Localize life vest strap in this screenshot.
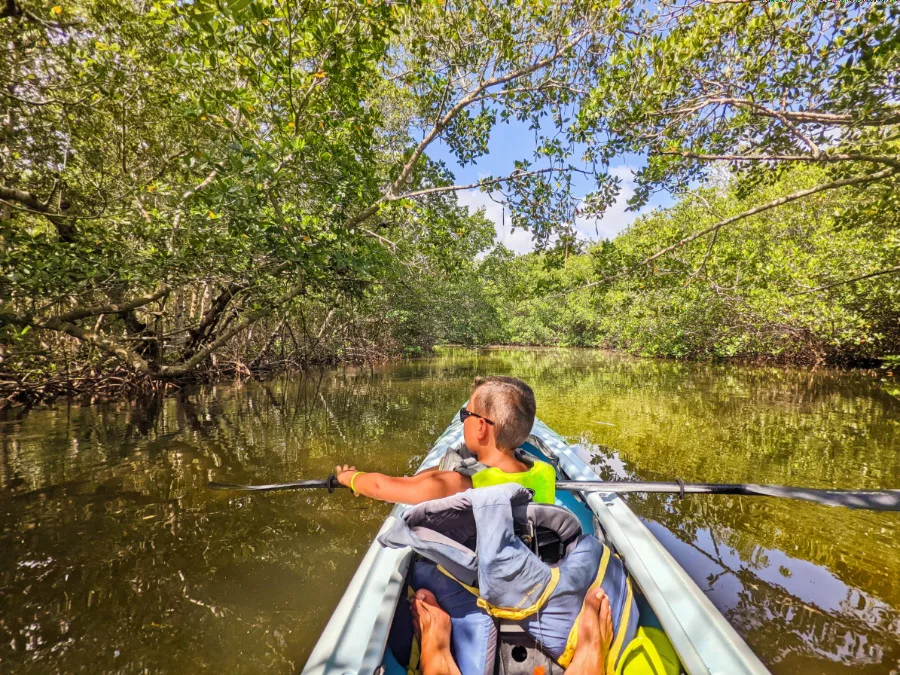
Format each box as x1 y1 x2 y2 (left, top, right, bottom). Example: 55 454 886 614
436 564 561 620
607 575 634 672
436 564 480 597
558 545 612 668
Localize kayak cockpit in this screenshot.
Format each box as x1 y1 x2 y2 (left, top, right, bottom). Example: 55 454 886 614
302 416 770 675
376 440 668 675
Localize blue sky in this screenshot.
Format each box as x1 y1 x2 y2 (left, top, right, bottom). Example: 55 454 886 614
428 118 675 254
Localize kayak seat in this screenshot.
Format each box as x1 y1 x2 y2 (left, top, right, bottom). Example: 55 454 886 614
410 526 475 555
517 502 583 565
380 485 640 675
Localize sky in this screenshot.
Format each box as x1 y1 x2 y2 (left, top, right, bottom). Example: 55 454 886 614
428 118 675 254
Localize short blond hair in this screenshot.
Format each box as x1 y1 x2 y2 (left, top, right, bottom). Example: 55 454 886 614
471 376 536 450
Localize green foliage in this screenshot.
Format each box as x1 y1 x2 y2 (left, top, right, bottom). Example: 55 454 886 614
439 0 899 365
578 1 900 219
472 165 900 363
1 0 401 304
1 0 630 393
1 0 898 399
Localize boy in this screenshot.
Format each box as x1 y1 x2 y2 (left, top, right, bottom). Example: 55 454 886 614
334 376 537 503
337 375 616 674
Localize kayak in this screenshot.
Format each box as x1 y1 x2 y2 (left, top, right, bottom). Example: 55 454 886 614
302 414 771 675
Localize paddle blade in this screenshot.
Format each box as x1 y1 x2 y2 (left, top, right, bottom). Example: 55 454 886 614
747 485 900 511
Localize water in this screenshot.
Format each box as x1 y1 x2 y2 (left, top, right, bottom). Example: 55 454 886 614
0 348 898 674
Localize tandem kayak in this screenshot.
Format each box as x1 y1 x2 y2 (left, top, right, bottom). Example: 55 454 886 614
302 414 771 675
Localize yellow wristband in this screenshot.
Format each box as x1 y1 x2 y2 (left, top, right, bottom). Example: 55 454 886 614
349 471 366 495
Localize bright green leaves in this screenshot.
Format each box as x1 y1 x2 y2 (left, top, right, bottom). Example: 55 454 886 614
578 2 899 213
444 107 497 167
1 0 395 320
479 164 899 361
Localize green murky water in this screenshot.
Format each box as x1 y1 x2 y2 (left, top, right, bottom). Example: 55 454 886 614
1 348 898 674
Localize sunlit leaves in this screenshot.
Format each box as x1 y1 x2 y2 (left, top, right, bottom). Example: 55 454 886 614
474 164 899 362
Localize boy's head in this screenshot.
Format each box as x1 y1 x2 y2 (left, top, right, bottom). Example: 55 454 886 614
465 376 536 452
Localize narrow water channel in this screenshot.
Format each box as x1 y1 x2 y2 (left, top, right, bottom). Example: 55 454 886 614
1 349 898 674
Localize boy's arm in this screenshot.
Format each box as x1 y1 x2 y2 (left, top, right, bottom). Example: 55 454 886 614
334 464 471 504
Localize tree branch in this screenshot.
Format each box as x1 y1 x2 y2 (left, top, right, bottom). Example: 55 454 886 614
563 167 898 295
344 29 590 230
1 310 151 373
172 168 219 230
55 287 171 322
249 318 286 367
159 283 305 376
390 32 588 197
791 265 900 296
305 307 335 356
358 227 398 251
0 184 75 241
667 97 900 127
186 281 249 350
658 151 900 170
639 168 897 268
396 167 561 200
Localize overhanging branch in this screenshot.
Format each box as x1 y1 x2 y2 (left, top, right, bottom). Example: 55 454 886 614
395 167 561 201
657 151 900 171
791 265 900 296
667 97 900 127
639 168 898 267
345 29 591 232
0 184 76 241
562 167 898 296
159 283 305 376
56 286 171 322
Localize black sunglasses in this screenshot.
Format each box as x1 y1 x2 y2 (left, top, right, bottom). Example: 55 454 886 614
459 407 494 425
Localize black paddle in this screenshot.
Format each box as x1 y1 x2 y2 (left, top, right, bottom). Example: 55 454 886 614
208 476 344 493
208 476 900 511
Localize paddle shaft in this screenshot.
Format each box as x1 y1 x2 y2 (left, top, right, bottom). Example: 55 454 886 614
208 477 900 511
557 481 900 511
208 477 344 493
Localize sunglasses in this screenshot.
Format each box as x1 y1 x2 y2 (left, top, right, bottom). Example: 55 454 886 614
459 407 494 425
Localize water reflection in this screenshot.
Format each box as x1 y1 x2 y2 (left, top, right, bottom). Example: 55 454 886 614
0 349 898 674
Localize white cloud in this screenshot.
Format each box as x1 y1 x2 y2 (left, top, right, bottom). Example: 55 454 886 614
574 165 645 241
456 189 535 254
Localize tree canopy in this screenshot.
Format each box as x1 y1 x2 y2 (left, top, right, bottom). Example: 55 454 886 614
575 1 899 280
0 0 897 404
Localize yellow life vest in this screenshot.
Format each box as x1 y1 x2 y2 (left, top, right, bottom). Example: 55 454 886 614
471 460 557 504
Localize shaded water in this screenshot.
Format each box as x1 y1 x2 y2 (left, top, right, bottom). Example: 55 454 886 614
0 348 898 674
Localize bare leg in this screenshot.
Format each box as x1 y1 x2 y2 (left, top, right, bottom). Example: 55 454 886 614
566 588 614 675
410 589 462 675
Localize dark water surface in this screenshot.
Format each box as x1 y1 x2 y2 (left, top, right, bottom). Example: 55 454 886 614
1 349 898 674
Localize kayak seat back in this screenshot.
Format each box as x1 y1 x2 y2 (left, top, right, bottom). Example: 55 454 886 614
380 485 640 674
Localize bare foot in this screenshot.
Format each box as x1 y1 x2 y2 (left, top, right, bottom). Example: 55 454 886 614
410 589 462 675
566 588 614 675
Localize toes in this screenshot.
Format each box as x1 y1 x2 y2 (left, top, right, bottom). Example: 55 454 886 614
584 586 605 611
598 590 610 613
602 605 613 632
416 588 441 608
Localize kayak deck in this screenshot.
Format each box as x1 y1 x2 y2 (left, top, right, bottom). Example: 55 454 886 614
302 415 771 675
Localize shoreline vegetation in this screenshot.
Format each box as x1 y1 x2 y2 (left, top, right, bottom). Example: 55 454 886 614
2 2 898 410
2 343 895 412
